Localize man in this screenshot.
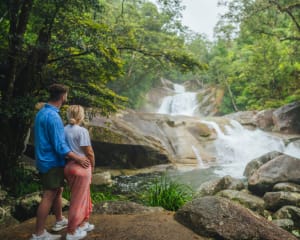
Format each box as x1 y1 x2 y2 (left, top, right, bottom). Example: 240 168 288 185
31 84 90 240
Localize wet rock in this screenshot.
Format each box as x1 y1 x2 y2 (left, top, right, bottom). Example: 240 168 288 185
273 101 300 134
255 109 275 130
225 110 257 127
196 175 245 197
248 154 300 195
243 151 283 178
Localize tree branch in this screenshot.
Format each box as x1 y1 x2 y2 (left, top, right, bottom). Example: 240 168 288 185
269 0 300 33
48 51 91 63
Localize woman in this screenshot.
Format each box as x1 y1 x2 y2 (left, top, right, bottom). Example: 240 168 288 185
64 105 95 240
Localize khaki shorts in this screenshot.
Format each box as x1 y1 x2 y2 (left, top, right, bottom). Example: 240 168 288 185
40 167 65 190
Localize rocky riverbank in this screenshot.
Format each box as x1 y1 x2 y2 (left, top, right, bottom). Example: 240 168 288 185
1 150 300 239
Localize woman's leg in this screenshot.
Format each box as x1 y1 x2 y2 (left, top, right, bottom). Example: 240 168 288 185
65 162 92 234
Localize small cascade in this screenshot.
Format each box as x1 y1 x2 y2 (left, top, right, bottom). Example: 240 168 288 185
202 119 300 178
157 84 198 116
192 145 205 168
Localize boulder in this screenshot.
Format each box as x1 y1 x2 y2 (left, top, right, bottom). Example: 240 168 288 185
272 219 294 231
248 154 300 195
225 110 258 127
255 109 275 130
264 192 300 211
0 205 19 229
217 189 265 214
273 206 300 227
12 192 69 221
89 110 219 167
273 101 300 134
92 171 113 186
273 182 300 193
196 175 245 197
175 196 297 240
243 151 283 178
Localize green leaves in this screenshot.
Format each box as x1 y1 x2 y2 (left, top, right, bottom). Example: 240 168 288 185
142 175 194 211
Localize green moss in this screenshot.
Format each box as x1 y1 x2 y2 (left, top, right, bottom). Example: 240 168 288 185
166 120 175 127
89 126 125 144
198 123 211 137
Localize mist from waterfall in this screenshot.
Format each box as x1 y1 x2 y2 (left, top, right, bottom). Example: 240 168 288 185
157 84 198 116
157 83 300 179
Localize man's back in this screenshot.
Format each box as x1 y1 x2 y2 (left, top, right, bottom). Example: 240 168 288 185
34 103 70 173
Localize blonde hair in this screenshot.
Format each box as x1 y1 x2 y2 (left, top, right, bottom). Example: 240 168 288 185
66 105 85 125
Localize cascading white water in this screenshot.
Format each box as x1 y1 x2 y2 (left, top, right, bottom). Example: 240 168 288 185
157 84 198 116
157 83 300 179
202 120 300 178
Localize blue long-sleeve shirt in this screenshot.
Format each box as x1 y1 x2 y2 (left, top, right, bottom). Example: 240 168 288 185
34 103 71 173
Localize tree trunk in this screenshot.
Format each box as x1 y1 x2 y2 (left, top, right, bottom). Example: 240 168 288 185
0 1 55 188
224 78 239 112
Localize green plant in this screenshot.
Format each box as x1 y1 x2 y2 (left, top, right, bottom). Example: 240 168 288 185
10 165 41 197
142 175 194 211
62 184 119 204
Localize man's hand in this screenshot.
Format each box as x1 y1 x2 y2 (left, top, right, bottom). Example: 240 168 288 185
76 155 90 168
67 151 90 168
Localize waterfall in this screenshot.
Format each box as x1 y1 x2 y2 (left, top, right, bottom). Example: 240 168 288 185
157 84 198 116
192 145 205 168
202 119 300 178
157 82 300 178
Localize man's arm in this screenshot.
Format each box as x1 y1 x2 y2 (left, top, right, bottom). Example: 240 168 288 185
81 146 95 171
66 151 90 168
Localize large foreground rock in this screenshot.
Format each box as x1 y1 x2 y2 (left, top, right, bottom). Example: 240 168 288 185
0 211 208 240
175 196 297 240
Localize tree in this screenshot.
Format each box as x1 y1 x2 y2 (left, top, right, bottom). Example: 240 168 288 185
0 0 126 188
0 0 204 188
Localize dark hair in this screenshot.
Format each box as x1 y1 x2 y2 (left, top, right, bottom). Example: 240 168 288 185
48 84 69 101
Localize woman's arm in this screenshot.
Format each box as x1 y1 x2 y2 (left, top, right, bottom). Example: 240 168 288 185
81 146 95 171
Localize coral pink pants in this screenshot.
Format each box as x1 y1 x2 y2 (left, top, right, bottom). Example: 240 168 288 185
64 160 92 232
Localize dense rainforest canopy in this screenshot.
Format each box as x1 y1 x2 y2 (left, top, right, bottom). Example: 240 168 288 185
0 0 299 188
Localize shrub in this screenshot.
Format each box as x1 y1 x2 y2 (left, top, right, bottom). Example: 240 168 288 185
142 175 194 211
10 166 41 197
62 184 119 204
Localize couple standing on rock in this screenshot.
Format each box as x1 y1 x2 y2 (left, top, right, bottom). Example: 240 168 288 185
30 84 95 240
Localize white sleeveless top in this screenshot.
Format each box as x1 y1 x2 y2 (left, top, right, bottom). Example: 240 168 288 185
64 124 91 157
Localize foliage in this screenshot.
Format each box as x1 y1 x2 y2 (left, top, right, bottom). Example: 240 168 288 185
62 184 120 204
142 175 194 211
0 0 203 188
105 0 205 108
7 164 41 197
183 0 300 113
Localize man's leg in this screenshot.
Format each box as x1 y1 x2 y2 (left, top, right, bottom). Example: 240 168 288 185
35 188 59 235
52 187 63 221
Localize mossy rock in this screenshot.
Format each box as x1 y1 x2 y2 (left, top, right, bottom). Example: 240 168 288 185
89 126 125 144
197 123 211 137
